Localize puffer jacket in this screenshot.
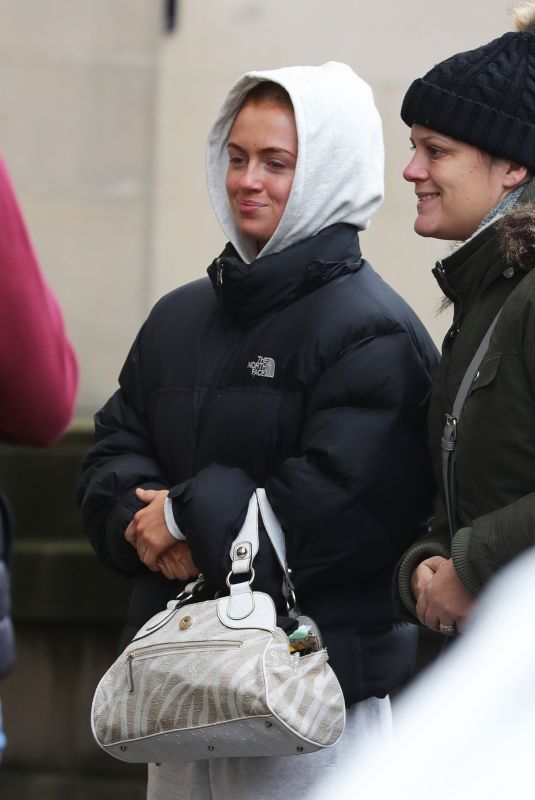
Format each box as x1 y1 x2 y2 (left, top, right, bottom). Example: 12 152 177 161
396 178 535 616
79 223 438 706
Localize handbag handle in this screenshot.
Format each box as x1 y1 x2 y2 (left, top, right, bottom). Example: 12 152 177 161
226 489 297 616
171 491 297 621
230 489 289 578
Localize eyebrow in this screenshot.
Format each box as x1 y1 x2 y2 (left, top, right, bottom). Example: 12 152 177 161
410 134 452 146
227 141 297 157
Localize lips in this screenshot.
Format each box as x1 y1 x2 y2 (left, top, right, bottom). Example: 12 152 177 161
238 199 267 216
416 192 440 215
416 192 440 202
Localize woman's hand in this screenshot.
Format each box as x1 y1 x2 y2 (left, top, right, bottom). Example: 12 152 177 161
413 557 475 634
410 555 447 607
124 488 175 571
158 541 199 582
125 488 200 580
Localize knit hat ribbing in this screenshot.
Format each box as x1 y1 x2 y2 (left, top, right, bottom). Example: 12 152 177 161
401 31 535 170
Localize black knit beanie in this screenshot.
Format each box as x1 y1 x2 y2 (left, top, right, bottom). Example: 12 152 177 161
401 29 535 170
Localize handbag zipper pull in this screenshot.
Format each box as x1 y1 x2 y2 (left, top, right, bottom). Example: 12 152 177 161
127 652 135 693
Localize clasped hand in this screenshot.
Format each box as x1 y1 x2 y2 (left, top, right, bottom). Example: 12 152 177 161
410 556 475 634
124 488 199 581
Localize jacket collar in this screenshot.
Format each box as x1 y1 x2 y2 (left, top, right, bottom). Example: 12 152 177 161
432 225 501 306
432 177 535 306
207 223 363 324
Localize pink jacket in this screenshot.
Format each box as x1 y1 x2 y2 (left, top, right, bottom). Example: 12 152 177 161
0 158 78 446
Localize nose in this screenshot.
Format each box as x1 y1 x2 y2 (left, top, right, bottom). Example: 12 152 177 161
403 151 428 183
239 161 263 191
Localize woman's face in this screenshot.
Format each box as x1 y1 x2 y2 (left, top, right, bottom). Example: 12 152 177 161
226 100 297 251
403 124 517 241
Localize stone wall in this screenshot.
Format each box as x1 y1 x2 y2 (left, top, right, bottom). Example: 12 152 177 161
0 428 145 794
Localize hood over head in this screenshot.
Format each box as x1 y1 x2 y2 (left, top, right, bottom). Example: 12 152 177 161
206 61 384 263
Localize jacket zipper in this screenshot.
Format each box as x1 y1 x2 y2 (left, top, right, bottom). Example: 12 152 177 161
447 320 461 341
435 262 462 342
126 640 242 693
216 257 224 287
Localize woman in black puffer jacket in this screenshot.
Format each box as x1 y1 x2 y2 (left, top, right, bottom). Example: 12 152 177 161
79 62 438 800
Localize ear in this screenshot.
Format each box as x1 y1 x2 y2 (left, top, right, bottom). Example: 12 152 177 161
502 160 529 189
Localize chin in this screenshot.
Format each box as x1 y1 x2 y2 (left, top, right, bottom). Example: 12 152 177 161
238 224 272 246
415 219 455 241
414 220 435 238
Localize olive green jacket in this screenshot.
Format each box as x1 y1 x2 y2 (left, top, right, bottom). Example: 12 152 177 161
396 178 535 619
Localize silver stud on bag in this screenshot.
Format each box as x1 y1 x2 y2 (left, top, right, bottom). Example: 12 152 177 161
236 545 248 558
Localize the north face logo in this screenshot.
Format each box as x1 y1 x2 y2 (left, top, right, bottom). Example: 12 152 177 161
247 356 275 378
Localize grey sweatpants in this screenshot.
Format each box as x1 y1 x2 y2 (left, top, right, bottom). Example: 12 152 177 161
147 696 392 800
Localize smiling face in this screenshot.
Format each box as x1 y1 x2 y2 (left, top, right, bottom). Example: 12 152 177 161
226 100 298 252
403 124 527 241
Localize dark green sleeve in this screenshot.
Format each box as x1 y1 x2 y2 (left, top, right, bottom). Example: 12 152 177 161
394 490 535 620
451 493 535 595
394 496 451 620
451 293 535 594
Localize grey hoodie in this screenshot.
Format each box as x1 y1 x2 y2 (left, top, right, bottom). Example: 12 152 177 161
206 61 384 263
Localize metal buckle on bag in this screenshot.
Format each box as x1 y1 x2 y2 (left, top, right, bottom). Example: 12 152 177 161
284 585 298 616
281 570 300 616
225 568 255 589
441 413 457 452
445 413 457 440
173 574 204 609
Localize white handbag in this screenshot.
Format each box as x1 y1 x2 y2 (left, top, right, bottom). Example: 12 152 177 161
91 489 346 763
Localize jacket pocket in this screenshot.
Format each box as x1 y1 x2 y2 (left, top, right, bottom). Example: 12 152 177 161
467 354 501 397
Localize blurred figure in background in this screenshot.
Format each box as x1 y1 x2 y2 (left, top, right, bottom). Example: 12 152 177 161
0 156 78 760
310 546 535 800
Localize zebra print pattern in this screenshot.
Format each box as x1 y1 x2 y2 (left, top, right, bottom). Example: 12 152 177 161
92 597 345 760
